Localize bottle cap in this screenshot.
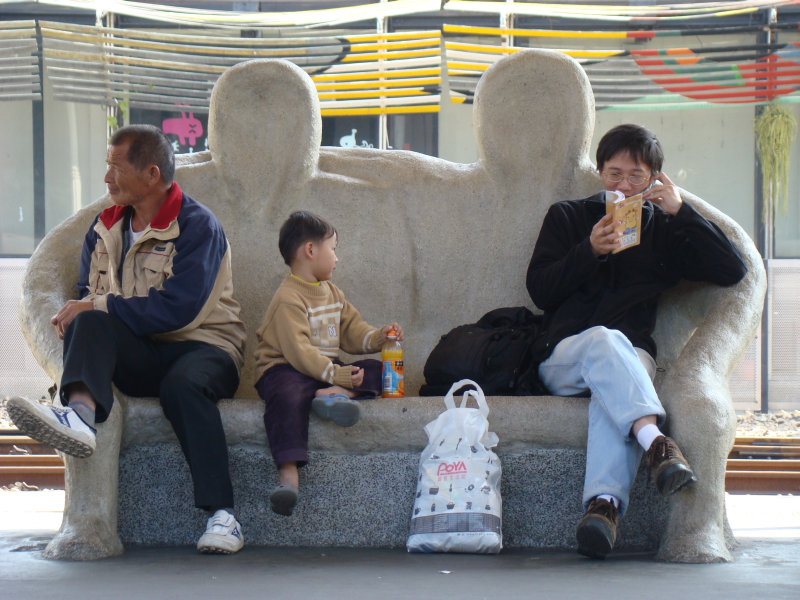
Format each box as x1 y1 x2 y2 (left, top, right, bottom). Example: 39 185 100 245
387 327 398 339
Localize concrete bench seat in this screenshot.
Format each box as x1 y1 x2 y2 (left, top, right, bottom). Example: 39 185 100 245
20 49 764 562
115 394 665 551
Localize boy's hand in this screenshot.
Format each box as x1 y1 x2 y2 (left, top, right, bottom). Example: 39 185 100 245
381 322 405 341
351 367 364 388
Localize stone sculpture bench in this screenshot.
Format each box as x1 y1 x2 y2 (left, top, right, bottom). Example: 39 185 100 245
19 50 765 562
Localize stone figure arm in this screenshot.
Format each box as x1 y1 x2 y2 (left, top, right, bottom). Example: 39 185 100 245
663 200 747 287
19 200 111 380
650 192 764 562
17 198 128 560
526 200 602 311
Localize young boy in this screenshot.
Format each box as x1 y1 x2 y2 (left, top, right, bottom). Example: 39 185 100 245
254 210 404 517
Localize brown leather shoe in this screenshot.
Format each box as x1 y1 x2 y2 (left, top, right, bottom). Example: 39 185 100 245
645 435 697 496
576 497 619 559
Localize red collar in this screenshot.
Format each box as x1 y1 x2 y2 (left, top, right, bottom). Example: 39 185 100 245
99 183 183 231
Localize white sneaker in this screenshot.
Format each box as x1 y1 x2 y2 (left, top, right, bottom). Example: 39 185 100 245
197 509 244 554
6 396 96 458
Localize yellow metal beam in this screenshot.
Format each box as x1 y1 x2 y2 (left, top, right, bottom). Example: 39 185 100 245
316 77 440 91
321 105 439 116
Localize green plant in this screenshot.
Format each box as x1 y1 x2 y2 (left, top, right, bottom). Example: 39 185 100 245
106 99 130 137
119 99 130 126
755 103 797 218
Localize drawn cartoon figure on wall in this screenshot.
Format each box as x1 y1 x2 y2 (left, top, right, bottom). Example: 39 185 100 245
162 104 207 153
339 128 374 148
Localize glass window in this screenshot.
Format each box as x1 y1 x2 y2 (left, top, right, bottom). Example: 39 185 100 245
322 116 379 149
388 114 437 156
0 101 35 255
42 75 107 236
321 114 438 156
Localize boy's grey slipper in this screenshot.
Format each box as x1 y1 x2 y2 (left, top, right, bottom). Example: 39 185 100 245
270 483 299 516
311 394 361 427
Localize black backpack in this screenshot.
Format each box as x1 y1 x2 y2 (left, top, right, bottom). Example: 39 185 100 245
419 306 548 397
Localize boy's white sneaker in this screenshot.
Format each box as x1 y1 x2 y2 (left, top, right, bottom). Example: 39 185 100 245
197 509 244 554
6 396 96 458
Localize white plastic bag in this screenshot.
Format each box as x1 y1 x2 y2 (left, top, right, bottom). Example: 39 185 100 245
407 379 502 553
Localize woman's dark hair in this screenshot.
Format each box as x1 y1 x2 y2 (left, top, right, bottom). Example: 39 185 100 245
110 124 175 184
596 124 663 174
278 211 337 266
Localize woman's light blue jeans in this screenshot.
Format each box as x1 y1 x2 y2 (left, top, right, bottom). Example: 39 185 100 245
538 326 665 515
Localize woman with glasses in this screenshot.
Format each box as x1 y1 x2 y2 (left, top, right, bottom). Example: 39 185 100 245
525 124 747 559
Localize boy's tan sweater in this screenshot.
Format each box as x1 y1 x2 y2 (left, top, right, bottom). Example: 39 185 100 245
253 274 385 387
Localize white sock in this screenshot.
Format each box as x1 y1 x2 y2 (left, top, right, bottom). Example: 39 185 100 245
636 423 663 451
597 494 620 508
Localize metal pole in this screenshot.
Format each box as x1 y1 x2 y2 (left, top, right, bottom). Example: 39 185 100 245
100 11 117 139
755 7 777 412
32 23 44 247
378 0 388 149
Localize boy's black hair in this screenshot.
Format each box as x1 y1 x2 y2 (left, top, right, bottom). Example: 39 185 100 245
596 124 663 175
109 124 175 184
278 211 337 266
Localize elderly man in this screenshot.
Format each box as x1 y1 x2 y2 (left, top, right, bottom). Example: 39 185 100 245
9 125 247 554
526 124 747 559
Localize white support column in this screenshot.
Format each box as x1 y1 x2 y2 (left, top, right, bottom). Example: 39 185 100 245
501 0 515 48
100 11 116 139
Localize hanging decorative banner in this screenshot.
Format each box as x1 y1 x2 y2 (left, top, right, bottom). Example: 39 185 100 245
443 21 800 109
0 21 41 102
38 21 441 115
7 1 800 112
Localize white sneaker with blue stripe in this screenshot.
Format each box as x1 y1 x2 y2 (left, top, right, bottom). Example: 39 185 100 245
6 396 96 458
197 509 244 554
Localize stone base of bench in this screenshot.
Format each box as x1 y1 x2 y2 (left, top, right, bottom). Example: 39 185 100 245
117 444 667 551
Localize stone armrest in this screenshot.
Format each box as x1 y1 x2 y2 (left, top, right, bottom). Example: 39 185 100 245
20 198 111 383
647 192 765 563
652 191 766 417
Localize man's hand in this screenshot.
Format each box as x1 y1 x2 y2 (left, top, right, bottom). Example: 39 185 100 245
51 300 94 339
643 172 682 216
351 366 364 388
590 213 622 257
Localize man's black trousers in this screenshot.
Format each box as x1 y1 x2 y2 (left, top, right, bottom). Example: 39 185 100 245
60 310 239 510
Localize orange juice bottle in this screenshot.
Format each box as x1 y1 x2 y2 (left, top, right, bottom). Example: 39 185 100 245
382 328 404 398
